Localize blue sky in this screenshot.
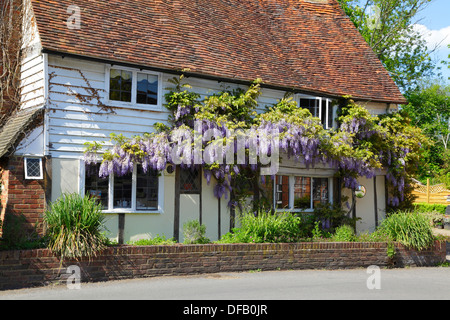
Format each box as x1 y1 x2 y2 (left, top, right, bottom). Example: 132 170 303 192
415 0 450 82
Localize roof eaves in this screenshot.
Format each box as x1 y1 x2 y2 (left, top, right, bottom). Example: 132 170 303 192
0 106 45 158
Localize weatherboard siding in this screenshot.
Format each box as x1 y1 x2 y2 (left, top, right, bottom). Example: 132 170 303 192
46 55 286 159
20 52 45 110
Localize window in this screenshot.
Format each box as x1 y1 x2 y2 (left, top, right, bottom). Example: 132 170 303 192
265 175 331 211
85 163 161 212
299 97 334 129
109 69 132 102
24 157 43 180
137 73 158 105
108 67 161 107
294 176 311 209
275 175 290 209
180 168 201 194
136 166 159 210
113 172 132 209
85 163 109 209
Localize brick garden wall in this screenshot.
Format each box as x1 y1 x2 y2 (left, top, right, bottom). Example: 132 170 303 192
0 241 446 290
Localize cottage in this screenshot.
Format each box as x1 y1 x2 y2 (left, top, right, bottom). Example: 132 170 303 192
0 0 407 243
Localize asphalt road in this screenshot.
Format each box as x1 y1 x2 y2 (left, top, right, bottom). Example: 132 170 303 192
1 267 450 300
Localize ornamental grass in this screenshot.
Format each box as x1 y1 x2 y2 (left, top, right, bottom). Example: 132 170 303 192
44 193 108 260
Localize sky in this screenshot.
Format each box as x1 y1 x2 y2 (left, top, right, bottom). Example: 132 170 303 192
414 0 450 82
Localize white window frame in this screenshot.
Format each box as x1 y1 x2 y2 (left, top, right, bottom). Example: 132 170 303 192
24 157 44 180
271 175 333 213
80 161 164 214
296 95 336 130
105 65 163 111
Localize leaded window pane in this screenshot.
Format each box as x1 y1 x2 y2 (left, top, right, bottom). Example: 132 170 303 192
136 166 159 210
180 168 201 194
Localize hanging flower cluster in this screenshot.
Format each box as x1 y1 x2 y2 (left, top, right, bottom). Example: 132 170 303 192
84 77 427 209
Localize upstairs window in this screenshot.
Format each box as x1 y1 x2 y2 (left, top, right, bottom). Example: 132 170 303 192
137 73 159 105
299 97 334 129
109 69 132 102
108 67 161 108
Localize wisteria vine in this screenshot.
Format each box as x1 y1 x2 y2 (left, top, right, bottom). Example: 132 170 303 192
84 77 427 209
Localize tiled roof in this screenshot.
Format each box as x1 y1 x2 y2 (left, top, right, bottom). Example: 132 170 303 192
0 106 44 158
30 0 406 104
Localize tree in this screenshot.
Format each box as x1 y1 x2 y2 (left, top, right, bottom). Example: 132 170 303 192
337 0 435 93
402 80 450 182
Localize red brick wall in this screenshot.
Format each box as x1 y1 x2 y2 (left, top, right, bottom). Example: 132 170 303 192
0 156 47 237
0 241 446 290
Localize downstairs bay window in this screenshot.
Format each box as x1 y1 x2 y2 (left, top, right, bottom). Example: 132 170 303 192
84 163 163 213
262 175 332 212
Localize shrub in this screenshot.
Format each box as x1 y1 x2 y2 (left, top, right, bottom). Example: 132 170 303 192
128 234 176 245
331 225 356 242
377 211 436 251
217 211 305 243
413 203 447 215
44 193 108 260
183 220 210 244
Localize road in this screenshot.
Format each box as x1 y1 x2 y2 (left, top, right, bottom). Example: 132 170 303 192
1 267 450 300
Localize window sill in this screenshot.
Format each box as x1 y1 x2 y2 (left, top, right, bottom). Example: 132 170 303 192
276 209 314 213
102 209 163 215
105 99 164 112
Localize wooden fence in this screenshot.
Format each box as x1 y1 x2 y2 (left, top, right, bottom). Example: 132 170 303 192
412 179 450 205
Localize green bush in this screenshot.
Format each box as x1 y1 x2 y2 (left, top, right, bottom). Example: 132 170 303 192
377 211 436 251
128 234 176 245
331 225 356 242
183 220 210 244
217 211 305 243
413 203 447 215
44 193 108 260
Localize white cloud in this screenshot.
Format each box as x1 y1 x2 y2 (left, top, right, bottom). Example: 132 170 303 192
413 24 450 50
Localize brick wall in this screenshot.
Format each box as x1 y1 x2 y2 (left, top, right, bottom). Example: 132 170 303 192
0 156 47 238
0 241 446 290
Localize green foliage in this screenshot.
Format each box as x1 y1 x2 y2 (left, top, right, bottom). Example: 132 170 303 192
337 0 435 93
182 220 210 244
403 81 450 183
44 193 108 260
128 234 176 246
331 225 356 242
413 203 447 215
217 211 307 244
313 201 358 233
377 211 436 251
